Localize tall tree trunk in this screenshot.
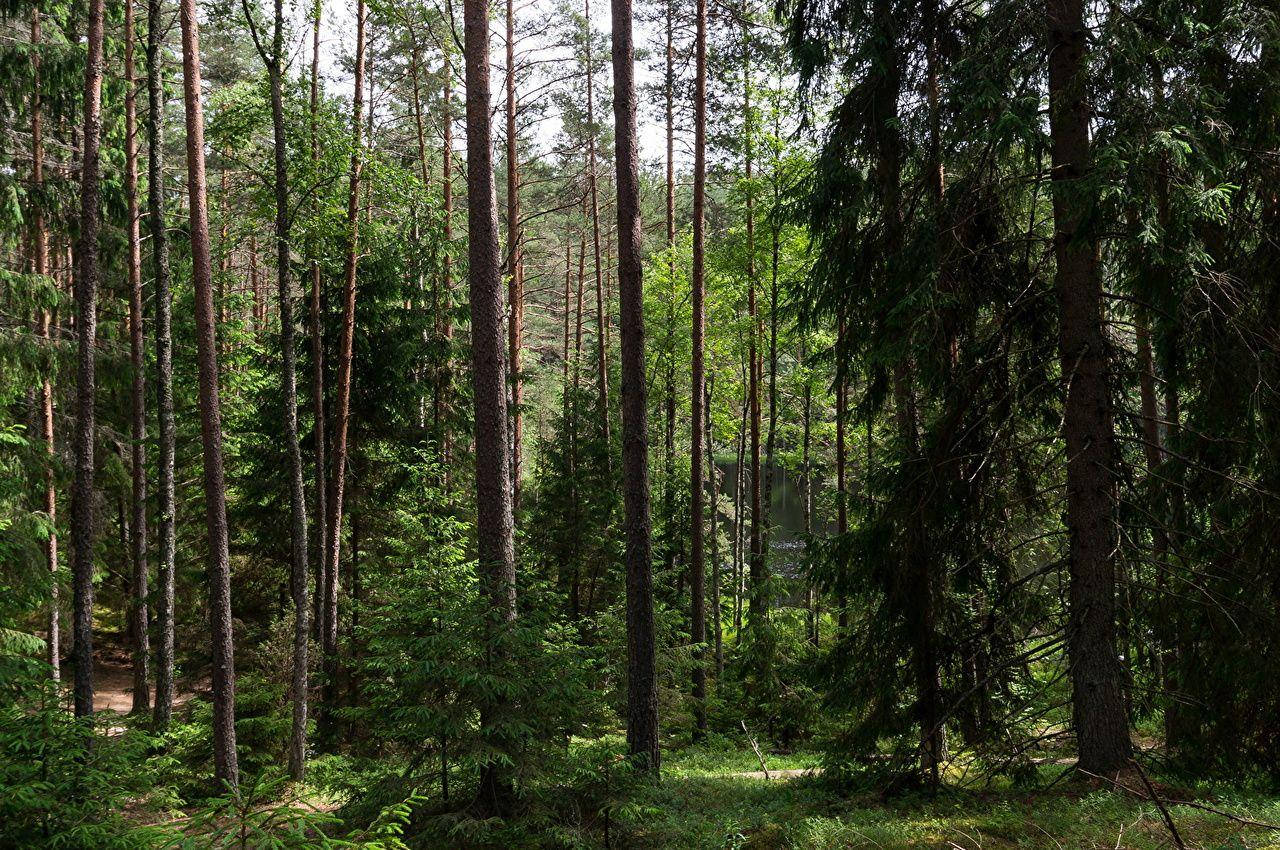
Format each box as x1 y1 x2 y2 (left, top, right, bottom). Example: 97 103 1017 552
732 374 746 637
147 0 177 730
1046 0 1131 776
691 0 711 737
688 0 708 738
506 0 523 514
71 0 107 721
31 8 60 683
612 0 659 771
707 377 724 675
465 0 519 810
662 0 676 580
802 347 816 646
584 0 610 446
437 42 454 467
179 0 239 786
743 24 765 636
835 323 847 633
308 2 328 645
249 0 312 780
124 0 151 716
325 0 367 720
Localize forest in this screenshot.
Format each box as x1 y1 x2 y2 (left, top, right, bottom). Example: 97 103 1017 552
2 0 1280 845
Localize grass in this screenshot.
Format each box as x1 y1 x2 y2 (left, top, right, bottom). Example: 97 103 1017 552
613 743 1280 849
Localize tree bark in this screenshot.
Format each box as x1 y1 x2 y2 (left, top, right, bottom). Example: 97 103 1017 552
179 0 239 785
465 0 519 810
689 0 708 739
248 0 312 779
611 0 659 770
743 24 765 636
584 0 610 446
437 42 455 468
707 378 724 676
147 0 178 730
308 2 328 645
506 0 523 514
124 0 151 717
71 0 107 721
324 0 367 720
31 8 60 684
1046 0 1131 776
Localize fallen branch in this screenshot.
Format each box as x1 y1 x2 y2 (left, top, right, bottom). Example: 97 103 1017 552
741 720 769 780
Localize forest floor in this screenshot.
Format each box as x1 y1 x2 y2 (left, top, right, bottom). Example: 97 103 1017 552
624 743 1280 849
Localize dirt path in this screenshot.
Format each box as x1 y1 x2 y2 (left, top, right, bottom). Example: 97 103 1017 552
90 646 199 730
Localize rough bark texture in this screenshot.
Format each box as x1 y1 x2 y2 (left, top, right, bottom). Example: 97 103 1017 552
71 0 106 720
325 0 367 720
1046 0 1132 776
611 0 660 772
124 0 151 716
252 0 312 780
465 0 519 811
147 0 177 729
179 0 239 785
689 0 708 738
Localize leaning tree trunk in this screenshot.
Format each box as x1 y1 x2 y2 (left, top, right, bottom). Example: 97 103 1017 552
71 0 107 721
688 0 709 739
179 0 239 786
324 0 367 723
465 0 519 812
124 0 151 716
147 0 178 730
611 0 659 772
1046 0 1131 776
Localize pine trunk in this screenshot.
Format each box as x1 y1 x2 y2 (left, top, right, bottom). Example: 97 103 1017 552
147 0 178 730
324 0 367 721
31 8 60 684
71 0 107 720
465 0 519 810
612 0 659 771
689 0 708 738
179 0 239 785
